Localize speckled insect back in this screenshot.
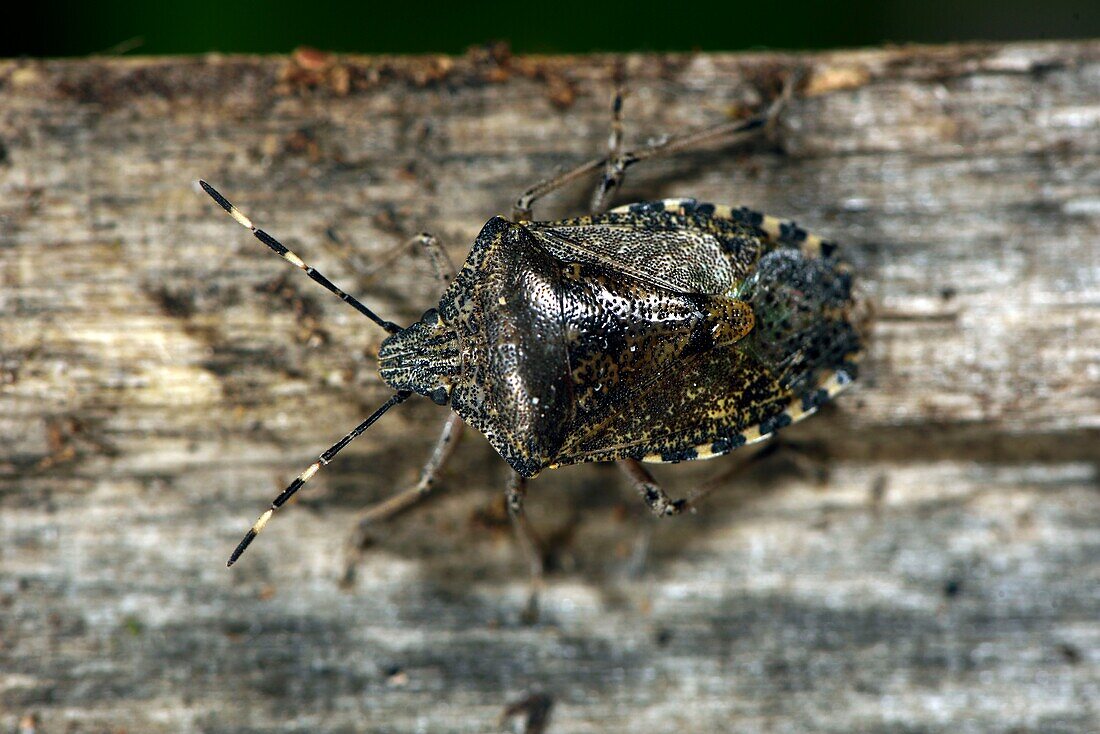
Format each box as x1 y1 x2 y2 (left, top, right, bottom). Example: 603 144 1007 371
379 199 862 478
201 69 863 570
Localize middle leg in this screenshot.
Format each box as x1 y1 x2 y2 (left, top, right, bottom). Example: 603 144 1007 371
589 84 626 213
506 471 545 623
513 70 799 221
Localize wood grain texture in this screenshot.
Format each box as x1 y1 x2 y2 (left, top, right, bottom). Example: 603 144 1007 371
1 42 1098 733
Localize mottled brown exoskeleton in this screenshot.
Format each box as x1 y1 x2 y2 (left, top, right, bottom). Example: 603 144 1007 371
200 71 863 577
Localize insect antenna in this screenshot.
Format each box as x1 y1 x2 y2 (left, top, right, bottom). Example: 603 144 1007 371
227 390 412 567
198 180 402 335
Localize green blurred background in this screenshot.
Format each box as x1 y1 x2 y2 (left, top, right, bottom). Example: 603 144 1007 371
5 0 1099 56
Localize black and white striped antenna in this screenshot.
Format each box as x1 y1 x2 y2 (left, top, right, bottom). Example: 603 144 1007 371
199 180 412 566
199 180 401 334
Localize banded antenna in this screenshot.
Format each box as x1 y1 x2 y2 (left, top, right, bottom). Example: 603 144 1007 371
198 180 401 334
198 180 412 565
226 391 411 567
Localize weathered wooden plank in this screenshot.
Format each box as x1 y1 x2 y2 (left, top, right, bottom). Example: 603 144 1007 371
0 43 1097 733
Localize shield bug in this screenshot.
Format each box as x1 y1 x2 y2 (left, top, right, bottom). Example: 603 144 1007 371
200 70 863 569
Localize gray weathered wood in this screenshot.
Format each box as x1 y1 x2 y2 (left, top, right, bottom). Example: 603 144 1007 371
1 42 1098 733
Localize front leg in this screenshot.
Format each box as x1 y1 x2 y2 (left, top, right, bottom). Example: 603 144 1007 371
348 412 465 541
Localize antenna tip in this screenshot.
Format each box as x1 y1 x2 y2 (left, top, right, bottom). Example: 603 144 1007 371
199 179 233 212
199 180 255 230
227 528 258 567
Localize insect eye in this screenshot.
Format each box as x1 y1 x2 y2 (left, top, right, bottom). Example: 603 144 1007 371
421 308 439 324
429 386 450 405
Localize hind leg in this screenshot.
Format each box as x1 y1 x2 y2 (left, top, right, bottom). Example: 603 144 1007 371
616 444 787 576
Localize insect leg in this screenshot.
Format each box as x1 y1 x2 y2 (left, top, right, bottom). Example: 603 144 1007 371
363 232 458 286
607 86 625 160
514 70 799 221
595 83 799 215
589 84 626 213
513 156 607 221
347 412 465 550
506 471 545 623
499 691 554 734
617 459 687 516
417 232 458 285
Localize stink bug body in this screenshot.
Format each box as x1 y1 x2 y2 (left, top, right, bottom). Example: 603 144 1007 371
201 71 863 568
